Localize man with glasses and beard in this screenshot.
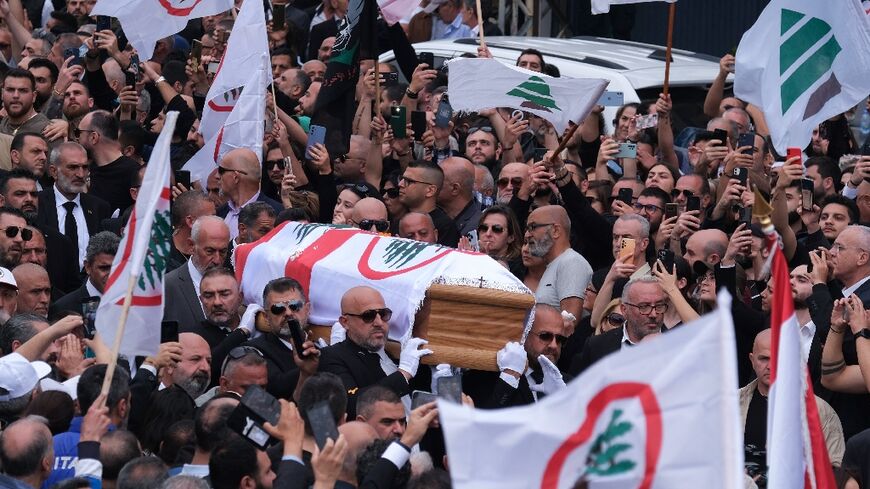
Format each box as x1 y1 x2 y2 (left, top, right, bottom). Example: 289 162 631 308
244 277 320 401
319 285 432 417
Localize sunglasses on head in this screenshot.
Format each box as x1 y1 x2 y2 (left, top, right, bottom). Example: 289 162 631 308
1 226 32 241
533 331 568 345
468 125 494 134
606 313 625 325
478 223 505 234
382 187 399 199
497 177 523 189
343 307 392 323
221 345 264 373
270 299 305 315
359 219 390 232
345 183 376 199
266 159 286 170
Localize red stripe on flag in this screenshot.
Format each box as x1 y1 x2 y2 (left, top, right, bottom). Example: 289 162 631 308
208 99 234 112
235 221 292 284
104 208 138 292
284 228 358 298
805 370 836 487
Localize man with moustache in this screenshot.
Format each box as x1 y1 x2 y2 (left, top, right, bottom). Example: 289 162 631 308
76 110 140 213
0 207 30 270
9 133 49 190
61 81 93 132
0 69 50 137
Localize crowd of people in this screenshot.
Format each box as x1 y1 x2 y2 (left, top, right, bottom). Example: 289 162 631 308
0 0 868 488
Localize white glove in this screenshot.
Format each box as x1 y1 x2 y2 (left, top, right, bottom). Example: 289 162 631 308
329 321 346 345
430 363 454 393
315 338 329 349
238 304 263 340
398 337 433 377
497 341 527 374
529 355 567 395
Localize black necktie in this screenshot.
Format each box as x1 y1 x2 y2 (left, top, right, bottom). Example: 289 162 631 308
63 201 79 260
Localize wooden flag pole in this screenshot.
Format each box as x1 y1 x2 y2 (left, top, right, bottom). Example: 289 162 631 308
548 122 582 166
662 2 676 96
475 0 486 47
99 274 138 396
270 81 280 122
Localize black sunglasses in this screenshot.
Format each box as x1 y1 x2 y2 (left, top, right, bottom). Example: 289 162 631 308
217 165 248 176
533 331 568 345
270 299 305 315
1 226 32 241
606 313 625 325
359 219 390 232
670 189 694 199
266 159 286 170
478 223 505 234
343 307 392 323
497 177 523 189
382 187 399 199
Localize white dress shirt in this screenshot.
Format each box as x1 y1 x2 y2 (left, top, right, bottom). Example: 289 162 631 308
223 191 260 241
54 185 88 268
842 275 870 298
186 259 205 310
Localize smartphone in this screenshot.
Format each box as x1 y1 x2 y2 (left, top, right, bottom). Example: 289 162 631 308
381 72 399 87
390 106 407 139
64 47 82 67
287 318 310 359
95 15 111 33
533 148 548 161
665 202 678 219
436 376 462 404
435 96 452 128
306 124 326 159
686 195 701 212
228 385 280 449
80 297 100 339
207 62 220 74
125 70 136 89
174 170 191 189
308 401 339 450
657 248 675 271
128 54 140 82
411 390 437 409
739 206 752 227
617 188 633 205
189 39 202 72
160 320 179 344
597 91 624 107
614 142 637 159
411 111 427 142
272 3 286 30
712 129 728 146
801 177 814 211
737 132 755 155
619 237 636 261
732 167 748 186
417 51 434 68
787 147 802 165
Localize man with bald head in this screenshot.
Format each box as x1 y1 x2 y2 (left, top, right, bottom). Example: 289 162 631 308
0 417 54 488
333 135 373 185
164 216 230 328
351 198 389 233
398 212 437 244
319 286 432 417
12 263 50 317
525 205 592 322
216 148 283 242
160 332 213 399
437 157 481 236
683 229 728 269
302 59 326 82
336 421 378 484
496 162 529 205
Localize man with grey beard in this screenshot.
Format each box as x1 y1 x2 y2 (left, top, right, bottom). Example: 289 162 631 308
524 205 592 325
160 332 213 399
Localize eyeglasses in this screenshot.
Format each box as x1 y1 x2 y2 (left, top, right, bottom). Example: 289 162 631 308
400 175 435 187
74 128 95 139
533 331 568 345
359 219 390 232
217 166 248 176
623 302 669 315
266 159 286 170
606 313 625 325
221 345 264 374
670 189 695 199
478 223 505 234
633 203 663 214
497 177 524 189
269 299 305 315
382 187 399 199
526 222 554 231
343 307 393 323
831 243 868 254
0 226 32 241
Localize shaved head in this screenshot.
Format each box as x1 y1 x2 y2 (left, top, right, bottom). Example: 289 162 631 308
351 198 388 225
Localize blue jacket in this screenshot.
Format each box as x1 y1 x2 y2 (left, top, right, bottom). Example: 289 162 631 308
42 417 115 489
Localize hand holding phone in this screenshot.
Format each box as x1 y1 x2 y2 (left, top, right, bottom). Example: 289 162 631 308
306 125 326 159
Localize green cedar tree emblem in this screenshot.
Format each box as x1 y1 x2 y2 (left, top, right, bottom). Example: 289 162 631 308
138 209 172 291
506 76 562 113
581 409 636 479
383 240 437 269
779 9 842 118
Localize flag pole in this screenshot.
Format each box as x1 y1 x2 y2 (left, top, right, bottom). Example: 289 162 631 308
475 0 486 48
548 122 581 165
662 2 676 96
99 274 138 396
270 82 280 122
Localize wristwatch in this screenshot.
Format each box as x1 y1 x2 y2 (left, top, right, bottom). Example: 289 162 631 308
856 328 870 340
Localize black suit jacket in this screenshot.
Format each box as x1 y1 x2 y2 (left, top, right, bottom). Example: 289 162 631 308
306 18 339 62
216 193 284 219
36 188 112 237
569 327 623 377
463 370 535 409
244 333 302 400
162 262 206 330
48 284 91 320
37 224 82 293
318 339 411 418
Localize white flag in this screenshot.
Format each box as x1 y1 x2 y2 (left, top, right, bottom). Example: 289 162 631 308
93 0 233 61
95 112 177 357
183 58 268 190
377 0 420 25
591 0 675 15
440 292 744 489
199 0 269 141
734 0 870 155
447 58 608 134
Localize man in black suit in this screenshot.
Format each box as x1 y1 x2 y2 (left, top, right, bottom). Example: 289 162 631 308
318 286 433 418
244 277 320 401
36 141 111 270
163 216 230 330
215 148 283 242
571 276 669 376
306 2 344 62
49 231 119 319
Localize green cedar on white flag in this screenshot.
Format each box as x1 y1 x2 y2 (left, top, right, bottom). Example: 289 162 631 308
591 0 675 15
734 0 870 155
447 58 608 134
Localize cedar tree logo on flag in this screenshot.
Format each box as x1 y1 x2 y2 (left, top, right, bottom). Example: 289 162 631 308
137 209 172 293
507 76 562 113
581 409 636 478
779 9 843 120
158 0 204 16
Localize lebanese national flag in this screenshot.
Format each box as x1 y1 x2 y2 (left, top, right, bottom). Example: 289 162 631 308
94 112 177 357
439 292 745 489
183 58 268 190
199 0 269 141
93 0 233 61
766 231 835 488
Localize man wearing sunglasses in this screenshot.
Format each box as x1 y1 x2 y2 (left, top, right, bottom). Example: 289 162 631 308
349 198 389 234
319 286 432 418
244 277 320 401
216 148 283 242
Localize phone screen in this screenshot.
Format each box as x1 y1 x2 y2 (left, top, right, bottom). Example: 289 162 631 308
306 125 326 159
81 297 100 339
435 97 452 128
308 401 339 450
436 376 462 403
411 111 427 142
801 178 814 210
411 390 437 409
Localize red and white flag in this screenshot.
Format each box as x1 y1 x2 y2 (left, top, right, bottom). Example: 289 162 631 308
766 231 835 488
591 0 675 15
93 0 233 60
95 112 177 357
199 0 270 141
183 58 268 190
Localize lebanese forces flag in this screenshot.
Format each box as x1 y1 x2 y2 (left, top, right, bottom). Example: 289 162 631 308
591 0 675 15
199 0 269 141
183 57 269 189
94 112 177 357
439 293 745 489
92 0 233 61
765 231 835 488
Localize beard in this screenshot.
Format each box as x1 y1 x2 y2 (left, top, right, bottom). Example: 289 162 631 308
528 231 554 258
176 370 210 399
